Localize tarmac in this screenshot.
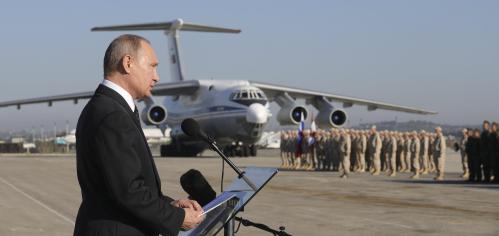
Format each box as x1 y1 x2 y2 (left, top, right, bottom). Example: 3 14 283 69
0 149 498 236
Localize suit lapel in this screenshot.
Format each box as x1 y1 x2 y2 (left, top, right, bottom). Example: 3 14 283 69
95 85 163 193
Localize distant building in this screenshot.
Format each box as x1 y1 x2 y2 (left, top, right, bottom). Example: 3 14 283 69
11 137 24 144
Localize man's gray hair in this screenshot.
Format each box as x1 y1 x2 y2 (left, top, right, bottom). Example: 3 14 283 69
103 34 150 77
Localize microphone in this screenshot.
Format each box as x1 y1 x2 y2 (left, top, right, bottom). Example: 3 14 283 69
180 118 258 191
180 169 216 207
181 118 212 143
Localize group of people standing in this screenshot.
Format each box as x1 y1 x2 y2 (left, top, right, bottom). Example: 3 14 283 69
280 125 447 180
458 120 499 183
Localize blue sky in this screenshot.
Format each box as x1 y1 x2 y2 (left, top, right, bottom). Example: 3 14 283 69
0 1 498 132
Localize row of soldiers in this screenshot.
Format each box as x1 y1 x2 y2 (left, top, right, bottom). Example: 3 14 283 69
280 126 447 180
458 120 499 183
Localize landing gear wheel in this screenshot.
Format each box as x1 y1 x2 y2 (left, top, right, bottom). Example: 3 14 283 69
249 145 257 157
242 145 249 157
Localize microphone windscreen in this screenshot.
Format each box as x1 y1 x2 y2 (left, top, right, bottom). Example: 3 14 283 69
180 169 216 206
181 118 200 137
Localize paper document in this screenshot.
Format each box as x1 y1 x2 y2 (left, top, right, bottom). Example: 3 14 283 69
201 192 237 216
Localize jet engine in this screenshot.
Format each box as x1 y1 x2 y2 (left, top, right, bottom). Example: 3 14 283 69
315 108 348 128
141 104 168 125
276 104 308 125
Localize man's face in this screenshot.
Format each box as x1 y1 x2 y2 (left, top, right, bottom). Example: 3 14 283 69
492 124 497 132
483 122 489 131
129 42 159 99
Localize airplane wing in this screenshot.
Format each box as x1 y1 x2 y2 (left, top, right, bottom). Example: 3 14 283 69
91 21 241 33
250 81 437 115
151 80 200 96
0 91 94 109
0 80 200 109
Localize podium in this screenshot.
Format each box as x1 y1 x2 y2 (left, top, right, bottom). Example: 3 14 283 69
179 167 278 236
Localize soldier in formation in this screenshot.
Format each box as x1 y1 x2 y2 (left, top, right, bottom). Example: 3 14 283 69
277 125 499 182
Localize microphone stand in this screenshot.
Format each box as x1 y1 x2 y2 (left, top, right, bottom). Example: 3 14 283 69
235 217 292 236
205 138 258 191
203 137 259 236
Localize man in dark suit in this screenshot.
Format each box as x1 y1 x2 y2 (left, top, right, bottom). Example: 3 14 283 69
480 120 490 182
74 34 204 236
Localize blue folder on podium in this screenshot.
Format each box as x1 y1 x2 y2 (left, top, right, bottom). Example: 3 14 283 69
179 166 278 236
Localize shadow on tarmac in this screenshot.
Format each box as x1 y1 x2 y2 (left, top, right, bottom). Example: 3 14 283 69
387 179 499 189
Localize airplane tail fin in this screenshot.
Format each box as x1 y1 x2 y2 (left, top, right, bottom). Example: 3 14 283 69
92 19 240 82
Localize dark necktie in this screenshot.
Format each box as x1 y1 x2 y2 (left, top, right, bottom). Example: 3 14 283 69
133 106 140 122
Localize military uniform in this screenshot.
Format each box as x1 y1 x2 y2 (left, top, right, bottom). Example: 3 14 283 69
459 134 469 178
332 133 341 171
302 134 315 170
387 134 397 176
381 135 389 172
339 131 351 178
360 133 367 172
290 134 298 168
350 134 357 172
433 132 447 180
428 136 436 173
280 133 287 168
368 131 382 175
324 133 332 171
410 135 421 178
315 134 326 170
397 136 406 172
420 134 429 174
404 136 412 173
354 133 366 172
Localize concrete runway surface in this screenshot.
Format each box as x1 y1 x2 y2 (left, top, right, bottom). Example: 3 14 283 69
0 149 498 236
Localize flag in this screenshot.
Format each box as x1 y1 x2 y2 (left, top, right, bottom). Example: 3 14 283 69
310 120 317 132
295 112 305 158
310 112 316 145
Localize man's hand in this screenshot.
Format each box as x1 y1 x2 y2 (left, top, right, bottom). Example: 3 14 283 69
180 207 205 231
172 199 205 231
172 199 203 212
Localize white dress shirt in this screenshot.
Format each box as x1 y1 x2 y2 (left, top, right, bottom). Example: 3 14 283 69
101 79 136 112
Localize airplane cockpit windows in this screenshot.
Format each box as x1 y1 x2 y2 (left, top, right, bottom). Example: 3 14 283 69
230 88 267 106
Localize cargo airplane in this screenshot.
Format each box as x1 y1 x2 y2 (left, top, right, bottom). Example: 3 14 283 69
0 19 436 157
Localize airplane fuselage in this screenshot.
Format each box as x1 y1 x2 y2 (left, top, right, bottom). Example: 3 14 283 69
163 80 270 152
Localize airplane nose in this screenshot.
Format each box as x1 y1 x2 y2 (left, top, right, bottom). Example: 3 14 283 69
246 103 268 124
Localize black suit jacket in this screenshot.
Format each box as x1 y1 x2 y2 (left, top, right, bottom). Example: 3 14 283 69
74 85 184 236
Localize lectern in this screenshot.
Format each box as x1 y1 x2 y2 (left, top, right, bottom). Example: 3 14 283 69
179 167 278 236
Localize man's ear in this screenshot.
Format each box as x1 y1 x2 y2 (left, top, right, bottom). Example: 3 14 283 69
121 55 133 74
